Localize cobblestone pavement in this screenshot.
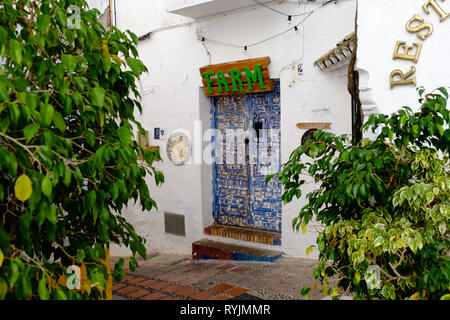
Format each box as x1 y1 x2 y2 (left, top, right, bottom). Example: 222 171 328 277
111 254 338 300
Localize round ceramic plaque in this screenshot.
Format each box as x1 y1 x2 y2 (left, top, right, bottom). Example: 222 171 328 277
166 132 191 166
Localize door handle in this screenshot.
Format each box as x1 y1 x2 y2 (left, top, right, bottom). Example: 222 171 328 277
253 119 263 143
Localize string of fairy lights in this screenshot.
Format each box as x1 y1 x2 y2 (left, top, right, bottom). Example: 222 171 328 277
197 11 313 51
197 0 336 52
139 0 338 51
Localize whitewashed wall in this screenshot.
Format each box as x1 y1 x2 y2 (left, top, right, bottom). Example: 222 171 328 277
104 0 357 257
357 0 450 118
86 0 109 13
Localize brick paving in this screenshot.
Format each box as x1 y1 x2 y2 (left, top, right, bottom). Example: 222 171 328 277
111 254 335 301
210 283 234 293
176 287 200 298
223 287 250 297
141 292 166 300
128 289 151 299
163 284 184 293
191 291 215 300
127 277 146 284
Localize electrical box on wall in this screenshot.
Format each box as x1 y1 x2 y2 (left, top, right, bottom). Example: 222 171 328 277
153 127 167 140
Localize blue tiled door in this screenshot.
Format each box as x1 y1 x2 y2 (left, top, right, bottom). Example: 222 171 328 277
211 80 282 232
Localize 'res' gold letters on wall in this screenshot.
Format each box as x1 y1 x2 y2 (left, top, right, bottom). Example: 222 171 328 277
390 67 417 89
393 41 422 62
406 15 434 40
390 0 449 89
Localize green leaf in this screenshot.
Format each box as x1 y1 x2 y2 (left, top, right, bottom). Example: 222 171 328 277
7 103 21 125
62 167 72 187
87 190 96 209
73 77 87 91
0 82 9 101
7 262 19 288
301 222 307 234
154 171 165 185
23 123 40 143
36 202 48 230
0 249 3 268
41 175 52 198
55 287 68 300
46 205 57 224
37 14 51 34
19 211 32 240
126 57 143 76
127 30 139 45
374 236 384 247
90 87 105 108
100 206 109 224
0 278 7 300
426 192 434 204
62 54 77 73
118 126 132 145
438 221 446 235
301 286 311 295
55 8 67 28
435 123 444 136
14 174 33 202
76 249 86 263
400 114 407 126
317 238 325 252
37 278 50 300
437 87 448 99
85 130 95 147
110 182 119 201
52 111 66 133
265 174 275 184
305 246 314 256
9 39 22 66
40 103 54 127
20 277 32 299
352 251 365 266
0 26 7 45
355 273 361 284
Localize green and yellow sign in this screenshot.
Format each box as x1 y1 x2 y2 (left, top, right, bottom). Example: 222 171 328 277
199 57 274 97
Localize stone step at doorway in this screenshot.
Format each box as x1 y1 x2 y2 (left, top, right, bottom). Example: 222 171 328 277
192 239 282 263
204 224 281 246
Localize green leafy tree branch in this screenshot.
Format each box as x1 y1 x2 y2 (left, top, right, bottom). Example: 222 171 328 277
0 0 163 299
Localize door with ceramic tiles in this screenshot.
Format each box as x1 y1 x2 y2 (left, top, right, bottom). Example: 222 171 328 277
211 80 282 232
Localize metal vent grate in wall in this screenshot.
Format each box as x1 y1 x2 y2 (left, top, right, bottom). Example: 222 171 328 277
164 212 186 236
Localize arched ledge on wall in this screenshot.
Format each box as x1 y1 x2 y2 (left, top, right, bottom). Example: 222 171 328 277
355 66 379 121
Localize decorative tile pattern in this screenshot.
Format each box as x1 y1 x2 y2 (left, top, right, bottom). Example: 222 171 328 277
211 80 282 233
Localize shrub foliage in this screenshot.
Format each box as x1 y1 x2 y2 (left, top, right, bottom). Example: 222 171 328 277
0 0 162 299
274 88 450 300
